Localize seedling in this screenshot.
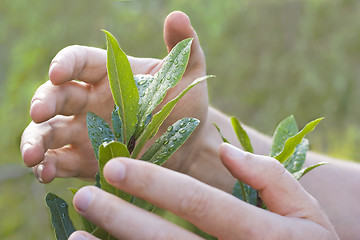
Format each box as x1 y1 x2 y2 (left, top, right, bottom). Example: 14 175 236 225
214 115 327 207
45 30 213 239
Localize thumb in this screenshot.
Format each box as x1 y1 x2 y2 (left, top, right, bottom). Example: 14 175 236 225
219 143 331 227
163 11 205 71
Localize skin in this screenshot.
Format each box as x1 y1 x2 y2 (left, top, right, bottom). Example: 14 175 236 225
20 11 359 239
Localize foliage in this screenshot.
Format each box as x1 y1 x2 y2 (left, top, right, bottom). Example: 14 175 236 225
2 0 360 239
215 115 326 207
45 31 211 239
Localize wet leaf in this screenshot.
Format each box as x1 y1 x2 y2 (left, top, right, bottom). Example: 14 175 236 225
231 117 253 153
134 74 154 98
135 38 193 138
275 118 323 163
283 138 309 173
131 75 213 158
86 112 115 159
45 192 75 240
103 30 139 144
141 118 200 165
233 181 257 206
111 105 123 142
270 115 298 157
293 162 328 180
98 141 131 202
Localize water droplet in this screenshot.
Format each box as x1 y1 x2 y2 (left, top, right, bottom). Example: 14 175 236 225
155 139 160 143
166 75 171 80
180 122 186 128
174 59 179 66
60 202 66 208
182 51 187 55
138 79 146 85
163 140 169 146
169 147 174 152
179 129 187 134
98 127 103 132
167 126 173 132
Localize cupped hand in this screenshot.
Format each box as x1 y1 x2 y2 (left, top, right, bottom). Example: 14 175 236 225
20 11 208 183
69 143 338 240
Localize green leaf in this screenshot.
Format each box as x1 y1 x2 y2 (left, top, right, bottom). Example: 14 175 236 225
95 172 101 188
141 118 200 165
45 192 76 240
98 141 131 202
232 181 257 206
68 189 96 233
292 162 328 180
111 105 123 141
213 122 230 143
135 38 193 138
103 30 139 144
86 112 115 159
92 226 117 240
131 75 214 159
134 74 154 98
274 118 323 163
270 115 298 157
230 117 254 153
283 138 309 173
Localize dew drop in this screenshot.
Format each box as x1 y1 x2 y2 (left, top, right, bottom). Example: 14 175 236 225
60 202 66 208
167 126 173 132
163 140 169 146
180 122 186 128
155 138 160 143
138 79 146 85
179 129 187 134
166 75 171 80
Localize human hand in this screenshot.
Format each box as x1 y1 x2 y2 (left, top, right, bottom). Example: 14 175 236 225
20 11 208 183
68 143 338 240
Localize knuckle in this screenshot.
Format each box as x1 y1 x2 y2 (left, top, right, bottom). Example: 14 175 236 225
178 181 209 219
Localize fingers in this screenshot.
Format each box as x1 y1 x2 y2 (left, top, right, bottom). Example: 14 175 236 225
102 158 280 239
163 11 206 72
69 231 99 240
30 81 90 123
32 146 98 183
49 45 107 85
21 115 84 167
219 143 333 227
72 186 203 240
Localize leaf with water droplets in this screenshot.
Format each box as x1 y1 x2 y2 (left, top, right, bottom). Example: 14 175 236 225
292 162 328 180
131 75 214 159
270 115 299 157
45 192 76 240
274 118 323 163
111 105 123 142
231 117 254 153
98 141 131 202
86 112 115 159
233 181 258 206
141 118 200 165
283 138 309 173
135 38 193 138
103 30 139 144
134 74 154 97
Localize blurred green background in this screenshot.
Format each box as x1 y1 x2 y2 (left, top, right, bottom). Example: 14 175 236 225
1 0 360 239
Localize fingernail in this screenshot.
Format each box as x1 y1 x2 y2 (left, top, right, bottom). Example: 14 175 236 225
105 160 126 183
70 232 89 240
74 187 93 212
49 61 58 73
21 143 31 157
36 164 44 183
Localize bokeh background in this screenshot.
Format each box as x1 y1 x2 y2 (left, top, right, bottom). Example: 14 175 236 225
1 0 360 239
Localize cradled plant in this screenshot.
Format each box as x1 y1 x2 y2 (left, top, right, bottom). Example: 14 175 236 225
214 115 327 207
45 30 213 240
